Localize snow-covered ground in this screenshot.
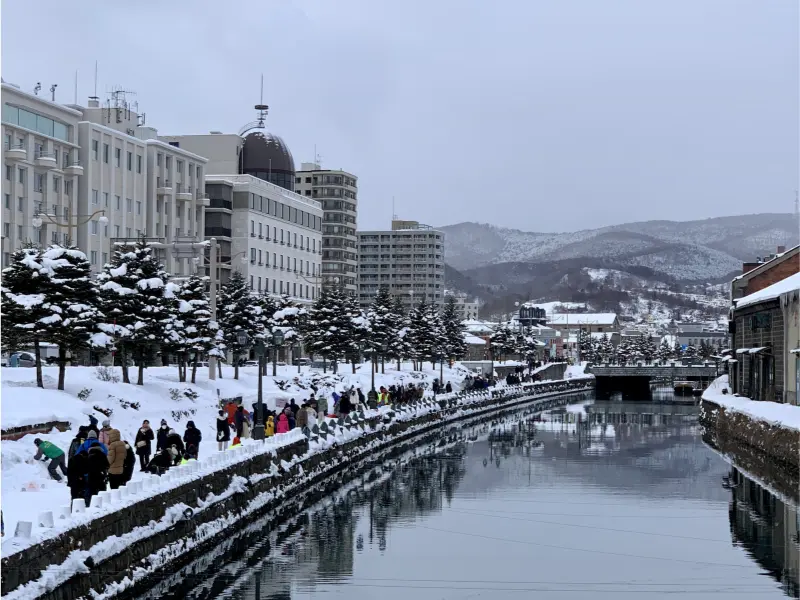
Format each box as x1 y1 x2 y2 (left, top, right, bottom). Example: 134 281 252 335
702 375 800 432
0 362 471 545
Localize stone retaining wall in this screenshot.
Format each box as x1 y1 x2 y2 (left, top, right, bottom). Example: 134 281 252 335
1 421 72 441
2 379 593 599
699 399 799 502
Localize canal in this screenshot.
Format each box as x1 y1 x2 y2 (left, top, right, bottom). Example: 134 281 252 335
133 394 800 600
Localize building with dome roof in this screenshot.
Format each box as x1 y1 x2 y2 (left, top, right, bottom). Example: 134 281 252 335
240 131 295 192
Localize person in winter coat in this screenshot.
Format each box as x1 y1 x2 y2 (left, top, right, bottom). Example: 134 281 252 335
156 419 170 452
339 393 353 416
67 449 89 500
67 426 88 465
106 429 127 489
87 415 99 437
183 421 202 459
33 439 68 481
356 388 365 407
76 430 108 456
122 442 136 484
317 396 329 418
289 399 300 416
225 400 238 425
165 429 184 465
305 404 317 428
135 420 154 471
283 407 296 430
98 419 113 446
146 449 173 475
87 439 109 498
265 415 275 437
276 413 290 434
241 414 252 439
296 403 309 429
445 381 453 393
234 405 247 438
216 410 231 451
349 387 358 409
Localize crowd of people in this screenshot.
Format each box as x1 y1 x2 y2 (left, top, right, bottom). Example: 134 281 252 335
29 380 461 505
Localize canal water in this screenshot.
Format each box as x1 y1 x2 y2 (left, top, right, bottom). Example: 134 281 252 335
135 394 800 600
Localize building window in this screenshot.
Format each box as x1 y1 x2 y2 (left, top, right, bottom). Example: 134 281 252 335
114 225 120 237
157 153 162 166
92 189 99 204
115 195 121 210
250 275 254 290
126 198 132 212
3 222 9 237
53 177 60 193
250 248 256 263
136 200 142 215
293 283 297 297
103 143 109 163
4 194 9 209
126 227 131 238
92 140 99 160
91 220 98 235
103 192 109 207
34 173 44 192
273 280 276 293
90 251 98 264
258 277 262 292
5 165 11 180
102 252 108 265
258 223 263 237
18 167 26 183
17 197 23 211
126 151 132 170
136 155 142 173
114 148 121 167
165 156 171 170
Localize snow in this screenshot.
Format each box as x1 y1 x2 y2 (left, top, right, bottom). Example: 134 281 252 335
3 292 46 308
702 375 800 432
0 361 473 550
548 313 618 326
463 333 487 345
735 272 800 309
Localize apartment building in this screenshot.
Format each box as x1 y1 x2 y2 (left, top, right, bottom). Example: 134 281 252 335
445 292 481 320
2 82 84 267
294 163 358 295
357 219 445 310
205 174 322 302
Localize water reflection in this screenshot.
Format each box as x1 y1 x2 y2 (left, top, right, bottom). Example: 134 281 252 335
135 397 799 600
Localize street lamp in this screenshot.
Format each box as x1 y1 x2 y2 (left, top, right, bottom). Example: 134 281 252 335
32 205 108 245
252 336 267 441
271 329 285 377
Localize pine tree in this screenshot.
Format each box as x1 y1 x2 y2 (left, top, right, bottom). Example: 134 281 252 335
597 333 614 364
489 323 515 363
177 275 223 383
40 245 105 390
657 338 673 363
578 329 595 363
406 297 440 368
641 335 657 364
272 294 307 366
366 287 394 372
97 238 169 385
672 340 684 360
442 295 467 365
217 271 260 380
1 245 52 388
302 287 351 373
162 280 189 382
343 293 370 373
386 295 411 370
684 343 698 361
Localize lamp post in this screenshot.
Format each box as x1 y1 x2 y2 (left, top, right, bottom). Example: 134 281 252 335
271 329 285 377
32 206 108 246
253 336 266 441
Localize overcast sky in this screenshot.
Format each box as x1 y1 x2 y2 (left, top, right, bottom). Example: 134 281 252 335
3 0 797 232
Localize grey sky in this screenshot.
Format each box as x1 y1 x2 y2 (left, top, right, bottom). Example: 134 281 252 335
3 0 797 232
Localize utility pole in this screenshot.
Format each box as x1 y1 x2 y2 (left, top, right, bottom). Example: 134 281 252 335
208 238 218 381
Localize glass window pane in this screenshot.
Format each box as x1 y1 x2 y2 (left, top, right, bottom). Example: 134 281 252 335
2 104 18 124
52 121 68 141
36 115 54 137
18 109 37 130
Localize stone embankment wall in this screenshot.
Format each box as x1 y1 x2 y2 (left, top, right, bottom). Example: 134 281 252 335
1 421 72 441
2 379 593 600
700 399 799 502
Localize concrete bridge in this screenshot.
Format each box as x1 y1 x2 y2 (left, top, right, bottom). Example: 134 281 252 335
586 364 719 400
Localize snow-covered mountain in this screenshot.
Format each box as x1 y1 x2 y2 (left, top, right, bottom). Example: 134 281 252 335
441 213 798 282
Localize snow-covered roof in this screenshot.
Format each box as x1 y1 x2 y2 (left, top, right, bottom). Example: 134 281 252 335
732 245 799 282
548 313 618 326
463 319 494 334
463 333 487 345
735 272 800 310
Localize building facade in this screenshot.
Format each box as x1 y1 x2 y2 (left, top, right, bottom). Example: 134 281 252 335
732 245 799 301
206 174 322 302
2 83 84 267
294 163 358 295
357 220 445 310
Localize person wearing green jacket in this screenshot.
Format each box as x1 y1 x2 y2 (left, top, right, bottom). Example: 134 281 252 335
33 438 68 482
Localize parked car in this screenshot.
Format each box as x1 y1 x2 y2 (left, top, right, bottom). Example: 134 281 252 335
292 358 311 366
243 361 259 367
10 352 36 367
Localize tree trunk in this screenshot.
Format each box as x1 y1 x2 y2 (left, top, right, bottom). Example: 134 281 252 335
351 357 356 374
397 357 401 371
217 359 222 378
191 354 199 384
234 354 240 380
34 338 44 388
137 355 145 385
121 347 130 384
381 355 385 374
57 346 67 391
323 356 327 373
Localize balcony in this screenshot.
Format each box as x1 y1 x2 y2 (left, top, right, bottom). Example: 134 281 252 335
63 160 83 176
5 144 26 161
176 186 193 202
34 151 57 169
209 198 232 211
157 179 173 195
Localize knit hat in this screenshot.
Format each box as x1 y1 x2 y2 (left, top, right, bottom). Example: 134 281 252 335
169 429 176 435
34 438 42 446
87 431 98 439
102 419 110 427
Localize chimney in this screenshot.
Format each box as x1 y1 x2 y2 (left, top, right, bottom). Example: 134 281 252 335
87 96 100 108
777 245 786 254
742 262 760 275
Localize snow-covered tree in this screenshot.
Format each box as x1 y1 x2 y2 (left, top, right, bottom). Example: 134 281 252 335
657 338 673 363
343 292 370 373
302 287 352 373
177 274 224 383
162 280 189 382
40 246 105 390
97 238 169 385
386 295 411 370
641 336 657 364
578 329 596 363
597 333 614 364
489 322 516 363
672 340 684 359
684 343 698 361
272 294 307 366
442 295 467 364
217 271 260 379
1 246 52 388
365 287 395 370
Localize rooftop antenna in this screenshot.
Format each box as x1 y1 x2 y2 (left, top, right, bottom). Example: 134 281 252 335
89 61 99 105
238 74 269 136
50 84 57 101
392 196 396 221
74 70 78 104
33 82 41 96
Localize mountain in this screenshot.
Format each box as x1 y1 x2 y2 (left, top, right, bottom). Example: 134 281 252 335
441 213 798 282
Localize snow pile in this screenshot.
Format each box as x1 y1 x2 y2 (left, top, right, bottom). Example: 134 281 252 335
0 361 470 549
702 375 800 432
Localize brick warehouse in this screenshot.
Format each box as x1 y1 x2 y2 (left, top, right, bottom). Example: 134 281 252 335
732 245 799 301
731 272 800 405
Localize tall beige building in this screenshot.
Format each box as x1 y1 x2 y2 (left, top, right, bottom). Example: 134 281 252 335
357 219 445 309
294 163 358 295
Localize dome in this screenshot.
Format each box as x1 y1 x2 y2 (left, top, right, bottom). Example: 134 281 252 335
241 131 296 191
